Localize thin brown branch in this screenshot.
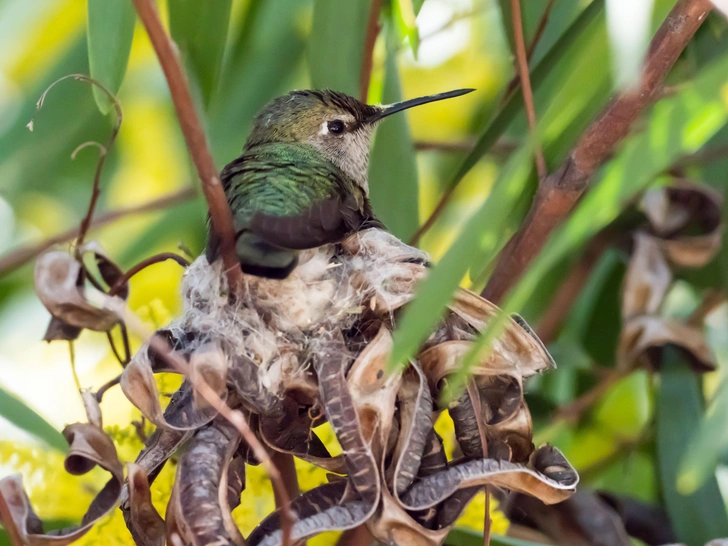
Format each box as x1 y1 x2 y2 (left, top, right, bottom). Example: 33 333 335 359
414 139 476 153
95 374 121 403
359 0 382 102
110 298 294 546
554 369 631 424
108 252 190 296
32 74 125 251
0 187 195 276
482 0 713 303
409 0 550 247
501 0 555 107
74 79 123 247
510 0 546 180
270 451 300 504
131 0 242 293
467 382 491 546
687 289 726 327
673 143 728 169
535 231 614 344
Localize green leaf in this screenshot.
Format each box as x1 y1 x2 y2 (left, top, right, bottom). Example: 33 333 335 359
168 0 232 106
679 374 728 495
210 0 310 163
447 0 605 191
657 347 728 545
0 384 67 452
392 0 420 58
369 26 418 241
308 0 372 97
448 51 728 396
86 0 135 114
389 144 533 369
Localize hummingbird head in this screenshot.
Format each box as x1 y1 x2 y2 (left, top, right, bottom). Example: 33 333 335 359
245 88 475 194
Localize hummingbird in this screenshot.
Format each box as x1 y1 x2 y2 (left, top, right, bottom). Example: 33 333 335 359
206 87 474 279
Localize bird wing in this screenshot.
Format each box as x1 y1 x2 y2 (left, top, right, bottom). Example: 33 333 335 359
207 144 382 261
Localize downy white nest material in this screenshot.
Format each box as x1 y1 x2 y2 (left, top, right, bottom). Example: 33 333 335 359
162 229 430 395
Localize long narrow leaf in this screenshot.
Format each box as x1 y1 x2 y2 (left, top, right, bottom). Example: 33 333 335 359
449 51 728 395
390 144 533 368
308 0 372 96
369 25 419 240
86 0 135 113
0 385 66 452
657 347 728 545
168 0 232 106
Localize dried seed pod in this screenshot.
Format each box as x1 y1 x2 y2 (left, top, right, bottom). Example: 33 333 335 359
0 424 124 545
641 180 723 267
35 250 119 333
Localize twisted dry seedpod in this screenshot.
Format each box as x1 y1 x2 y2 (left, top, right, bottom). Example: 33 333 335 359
14 228 575 546
619 179 724 373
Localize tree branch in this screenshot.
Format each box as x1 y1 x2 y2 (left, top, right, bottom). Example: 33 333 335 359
131 0 242 293
482 0 713 303
359 0 382 102
510 0 546 180
0 187 195 276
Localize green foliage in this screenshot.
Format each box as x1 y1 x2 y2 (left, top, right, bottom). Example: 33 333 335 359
369 24 419 240
0 386 67 452
657 348 728 545
168 0 233 106
308 0 371 96
4 0 728 544
86 0 135 113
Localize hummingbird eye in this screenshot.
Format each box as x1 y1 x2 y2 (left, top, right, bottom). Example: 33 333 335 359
327 120 345 135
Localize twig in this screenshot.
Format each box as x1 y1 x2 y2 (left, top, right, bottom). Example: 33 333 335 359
501 0 555 109
73 78 122 247
467 382 491 546
414 139 476 153
108 298 294 546
673 143 728 169
482 0 713 303
108 252 190 296
535 231 614 344
95 374 121 403
29 74 124 253
554 369 631 424
410 0 553 246
270 451 300 504
359 0 382 102
510 0 546 180
131 0 242 293
106 330 128 366
0 187 195 276
687 289 726 327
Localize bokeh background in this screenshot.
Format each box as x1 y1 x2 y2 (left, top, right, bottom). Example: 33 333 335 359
2 0 728 544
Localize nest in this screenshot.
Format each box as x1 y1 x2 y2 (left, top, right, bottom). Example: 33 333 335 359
2 229 578 546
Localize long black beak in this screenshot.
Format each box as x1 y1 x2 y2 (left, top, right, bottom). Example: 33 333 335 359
365 88 475 124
